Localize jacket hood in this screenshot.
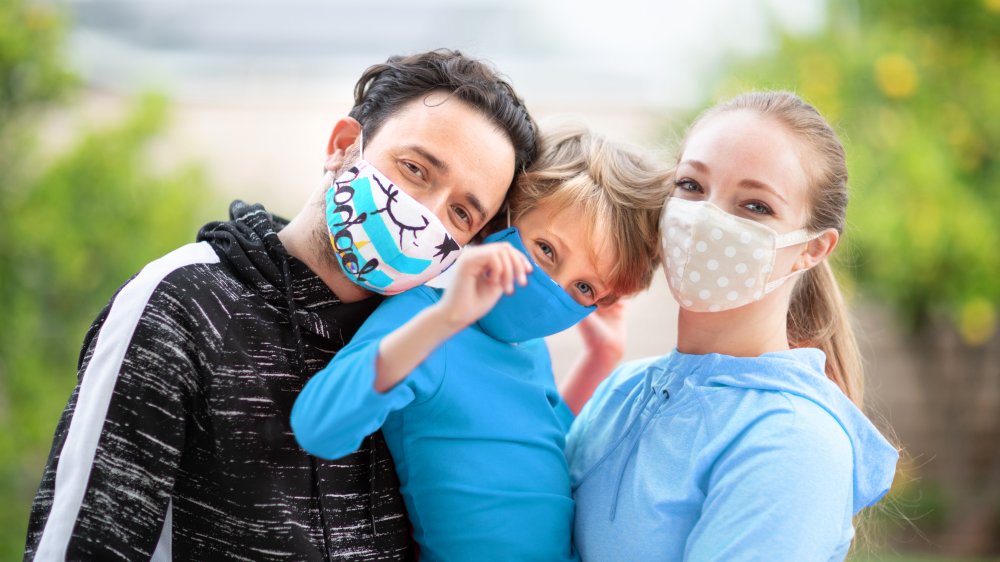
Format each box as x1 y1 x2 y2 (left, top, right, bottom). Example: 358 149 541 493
659 348 898 514
197 200 298 305
197 200 381 353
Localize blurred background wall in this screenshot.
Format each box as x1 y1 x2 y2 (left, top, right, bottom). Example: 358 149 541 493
1 0 998 560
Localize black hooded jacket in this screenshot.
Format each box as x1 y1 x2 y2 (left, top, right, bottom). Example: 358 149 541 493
25 201 414 561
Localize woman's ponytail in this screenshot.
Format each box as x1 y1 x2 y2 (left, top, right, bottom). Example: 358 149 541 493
788 260 864 406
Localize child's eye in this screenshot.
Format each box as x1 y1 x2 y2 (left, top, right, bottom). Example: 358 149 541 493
574 281 594 297
536 241 554 260
744 201 773 215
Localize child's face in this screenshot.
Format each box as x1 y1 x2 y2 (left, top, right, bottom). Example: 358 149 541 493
515 200 616 307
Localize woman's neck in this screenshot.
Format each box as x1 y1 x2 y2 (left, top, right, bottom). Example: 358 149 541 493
676 292 792 358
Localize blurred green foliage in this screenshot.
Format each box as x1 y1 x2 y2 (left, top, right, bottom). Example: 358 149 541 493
715 0 1000 343
0 0 211 558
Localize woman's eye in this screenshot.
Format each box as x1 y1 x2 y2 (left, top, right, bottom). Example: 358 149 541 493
744 201 772 215
575 281 594 297
675 179 702 193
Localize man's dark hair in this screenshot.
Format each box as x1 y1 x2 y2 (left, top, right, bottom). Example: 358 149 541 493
350 49 538 175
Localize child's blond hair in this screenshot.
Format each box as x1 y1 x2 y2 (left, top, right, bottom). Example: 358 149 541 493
503 123 673 303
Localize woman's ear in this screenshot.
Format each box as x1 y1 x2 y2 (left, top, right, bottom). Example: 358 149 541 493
796 228 839 272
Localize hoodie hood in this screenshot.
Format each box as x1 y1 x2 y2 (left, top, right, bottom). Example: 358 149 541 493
197 201 382 359
655 348 898 513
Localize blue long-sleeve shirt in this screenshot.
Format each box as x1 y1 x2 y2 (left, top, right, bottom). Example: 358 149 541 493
292 285 578 562
566 348 898 561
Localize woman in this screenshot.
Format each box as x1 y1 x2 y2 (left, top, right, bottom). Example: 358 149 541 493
566 92 898 561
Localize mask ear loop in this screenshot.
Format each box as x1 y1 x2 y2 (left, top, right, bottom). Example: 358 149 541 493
358 128 365 161
762 230 823 294
506 205 511 229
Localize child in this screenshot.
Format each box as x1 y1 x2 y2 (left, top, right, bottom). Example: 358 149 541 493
566 92 899 561
291 124 671 561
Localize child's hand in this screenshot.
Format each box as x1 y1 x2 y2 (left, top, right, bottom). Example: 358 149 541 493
578 300 627 366
433 243 532 331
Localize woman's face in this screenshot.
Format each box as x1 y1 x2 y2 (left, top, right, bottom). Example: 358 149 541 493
672 110 815 280
515 199 616 307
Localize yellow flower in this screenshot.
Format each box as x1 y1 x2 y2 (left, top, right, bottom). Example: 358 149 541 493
875 54 918 99
959 298 996 346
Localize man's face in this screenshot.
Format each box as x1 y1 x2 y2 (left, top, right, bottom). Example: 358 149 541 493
354 92 517 246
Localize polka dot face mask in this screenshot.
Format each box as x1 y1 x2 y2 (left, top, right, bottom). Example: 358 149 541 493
660 197 819 312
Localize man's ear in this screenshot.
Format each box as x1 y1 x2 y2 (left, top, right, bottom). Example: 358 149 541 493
796 228 839 272
325 117 362 168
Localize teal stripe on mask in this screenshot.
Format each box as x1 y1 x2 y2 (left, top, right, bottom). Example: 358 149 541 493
351 177 434 276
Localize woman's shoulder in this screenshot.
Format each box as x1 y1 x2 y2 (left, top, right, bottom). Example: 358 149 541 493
576 355 671 420
703 386 853 463
601 355 669 394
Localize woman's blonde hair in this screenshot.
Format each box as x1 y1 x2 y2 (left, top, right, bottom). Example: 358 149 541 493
501 123 673 302
687 91 864 406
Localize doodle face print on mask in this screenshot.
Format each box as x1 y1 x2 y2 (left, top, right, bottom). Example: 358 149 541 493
326 158 462 295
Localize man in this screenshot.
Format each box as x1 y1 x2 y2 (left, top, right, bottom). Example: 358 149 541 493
25 49 537 561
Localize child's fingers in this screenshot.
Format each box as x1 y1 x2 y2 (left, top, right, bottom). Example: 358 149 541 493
499 247 517 294
468 247 499 284
484 249 505 288
498 244 531 289
512 248 531 287
471 243 531 292
505 245 532 291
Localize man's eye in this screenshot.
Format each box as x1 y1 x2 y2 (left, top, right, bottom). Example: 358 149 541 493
453 206 472 227
402 161 424 178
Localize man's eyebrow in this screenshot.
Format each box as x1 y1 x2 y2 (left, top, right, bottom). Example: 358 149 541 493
407 145 449 173
405 144 488 224
465 192 488 225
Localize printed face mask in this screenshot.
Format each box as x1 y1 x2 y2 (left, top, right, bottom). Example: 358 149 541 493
476 227 596 343
325 143 462 295
661 197 819 312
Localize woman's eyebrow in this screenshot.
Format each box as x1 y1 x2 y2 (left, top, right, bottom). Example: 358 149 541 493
679 159 709 172
740 179 788 205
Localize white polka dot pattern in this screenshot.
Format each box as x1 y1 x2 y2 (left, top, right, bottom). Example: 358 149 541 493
660 197 818 312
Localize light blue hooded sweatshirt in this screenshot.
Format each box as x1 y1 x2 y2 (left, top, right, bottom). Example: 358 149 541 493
566 348 898 561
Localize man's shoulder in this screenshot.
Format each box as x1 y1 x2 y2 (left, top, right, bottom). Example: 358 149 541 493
116 241 244 323
134 242 239 299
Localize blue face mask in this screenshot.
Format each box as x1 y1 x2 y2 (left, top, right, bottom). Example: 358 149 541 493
476 227 596 343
